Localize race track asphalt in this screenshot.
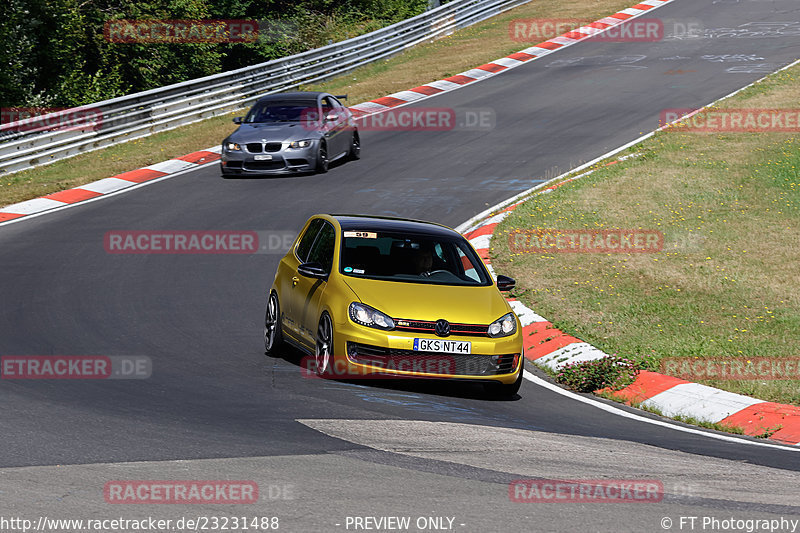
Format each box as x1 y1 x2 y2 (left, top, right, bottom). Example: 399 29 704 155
2 0 799 529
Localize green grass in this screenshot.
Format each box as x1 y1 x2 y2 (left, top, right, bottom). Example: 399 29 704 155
493 63 800 405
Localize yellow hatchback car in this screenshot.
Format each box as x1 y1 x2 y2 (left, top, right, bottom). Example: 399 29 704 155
264 214 524 397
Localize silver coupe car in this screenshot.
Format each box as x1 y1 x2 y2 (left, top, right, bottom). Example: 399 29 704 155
221 91 360 176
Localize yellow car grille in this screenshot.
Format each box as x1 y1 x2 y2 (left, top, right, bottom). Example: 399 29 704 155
392 319 489 337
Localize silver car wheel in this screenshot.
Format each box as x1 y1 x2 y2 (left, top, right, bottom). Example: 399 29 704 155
264 293 279 351
315 313 333 376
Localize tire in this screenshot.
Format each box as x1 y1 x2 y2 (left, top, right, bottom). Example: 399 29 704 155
264 291 284 356
484 368 523 399
348 130 361 160
316 141 329 173
315 313 334 377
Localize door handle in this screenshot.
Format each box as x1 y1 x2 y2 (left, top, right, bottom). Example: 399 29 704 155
292 276 299 286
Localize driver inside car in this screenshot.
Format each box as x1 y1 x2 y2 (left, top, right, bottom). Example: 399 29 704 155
412 244 440 276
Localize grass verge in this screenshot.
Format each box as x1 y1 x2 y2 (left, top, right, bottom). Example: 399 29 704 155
493 63 800 405
1 0 635 208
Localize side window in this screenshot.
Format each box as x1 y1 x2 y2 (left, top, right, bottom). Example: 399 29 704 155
306 222 336 274
296 219 324 262
457 247 480 282
321 97 335 119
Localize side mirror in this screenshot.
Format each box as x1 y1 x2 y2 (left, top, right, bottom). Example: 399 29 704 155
496 275 516 291
298 262 328 280
232 117 243 124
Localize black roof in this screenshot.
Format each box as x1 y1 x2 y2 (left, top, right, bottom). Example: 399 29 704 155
255 91 325 103
331 214 461 239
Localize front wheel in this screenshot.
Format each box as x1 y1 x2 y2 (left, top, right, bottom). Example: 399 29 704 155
264 292 284 356
315 313 334 377
316 141 329 173
484 368 523 399
348 130 361 160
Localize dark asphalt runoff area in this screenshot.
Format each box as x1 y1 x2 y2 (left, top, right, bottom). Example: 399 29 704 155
1 0 800 530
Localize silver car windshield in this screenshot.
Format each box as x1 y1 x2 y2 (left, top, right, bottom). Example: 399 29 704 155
340 232 492 286
244 101 318 123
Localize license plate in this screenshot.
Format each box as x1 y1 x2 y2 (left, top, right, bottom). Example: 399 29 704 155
254 155 273 161
413 338 471 354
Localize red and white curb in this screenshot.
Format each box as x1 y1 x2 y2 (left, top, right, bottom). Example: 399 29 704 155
458 164 800 449
0 0 675 226
0 148 222 224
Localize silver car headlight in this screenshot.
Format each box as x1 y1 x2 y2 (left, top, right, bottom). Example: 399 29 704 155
349 302 395 330
225 142 241 151
289 139 312 149
487 312 516 338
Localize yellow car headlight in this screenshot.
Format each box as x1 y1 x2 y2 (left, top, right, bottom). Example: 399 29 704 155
488 312 516 338
349 302 395 330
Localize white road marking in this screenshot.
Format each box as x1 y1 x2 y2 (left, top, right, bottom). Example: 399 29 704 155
523 370 799 451
642 383 765 422
535 342 608 370
508 300 547 326
146 159 196 174
0 197 65 215
79 177 141 194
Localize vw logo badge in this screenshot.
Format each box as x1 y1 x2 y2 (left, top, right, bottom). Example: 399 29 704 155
435 319 451 337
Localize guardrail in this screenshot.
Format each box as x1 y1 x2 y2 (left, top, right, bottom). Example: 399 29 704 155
0 0 530 175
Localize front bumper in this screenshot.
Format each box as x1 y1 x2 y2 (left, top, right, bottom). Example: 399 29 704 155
329 319 523 384
221 143 317 175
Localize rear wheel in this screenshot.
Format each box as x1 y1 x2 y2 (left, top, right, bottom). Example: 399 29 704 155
315 313 334 377
348 130 361 160
264 292 284 356
316 141 329 173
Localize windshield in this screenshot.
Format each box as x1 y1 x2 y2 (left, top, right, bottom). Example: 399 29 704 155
340 231 491 286
244 100 318 123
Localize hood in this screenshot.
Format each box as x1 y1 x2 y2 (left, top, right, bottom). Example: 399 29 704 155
227 123 320 143
342 276 511 325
